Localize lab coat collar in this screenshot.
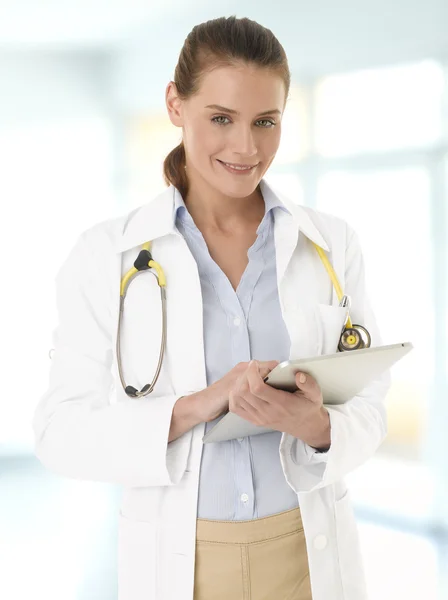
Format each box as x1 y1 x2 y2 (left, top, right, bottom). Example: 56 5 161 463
114 178 329 253
173 177 289 226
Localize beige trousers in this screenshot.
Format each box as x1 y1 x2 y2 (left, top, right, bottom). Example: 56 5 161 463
193 507 313 600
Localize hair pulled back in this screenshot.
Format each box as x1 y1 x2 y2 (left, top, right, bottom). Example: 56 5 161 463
162 16 290 199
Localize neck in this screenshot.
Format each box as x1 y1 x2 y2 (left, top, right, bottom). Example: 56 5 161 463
184 183 265 234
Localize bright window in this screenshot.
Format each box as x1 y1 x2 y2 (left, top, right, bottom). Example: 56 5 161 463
315 60 444 156
274 84 309 164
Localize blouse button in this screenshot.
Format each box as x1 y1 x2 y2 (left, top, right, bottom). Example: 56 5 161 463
313 534 328 550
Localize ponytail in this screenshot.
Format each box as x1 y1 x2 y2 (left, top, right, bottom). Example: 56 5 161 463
162 141 189 200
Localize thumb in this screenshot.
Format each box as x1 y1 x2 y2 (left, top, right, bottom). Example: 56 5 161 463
257 360 280 376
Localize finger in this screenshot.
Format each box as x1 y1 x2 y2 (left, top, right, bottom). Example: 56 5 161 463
264 360 280 369
295 370 311 387
295 371 320 402
230 384 262 412
234 361 263 398
255 360 279 378
238 388 267 413
246 360 275 402
230 389 263 424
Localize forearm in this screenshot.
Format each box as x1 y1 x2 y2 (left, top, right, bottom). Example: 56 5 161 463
168 393 203 443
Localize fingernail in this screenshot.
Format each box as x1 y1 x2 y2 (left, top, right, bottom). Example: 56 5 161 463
299 373 306 383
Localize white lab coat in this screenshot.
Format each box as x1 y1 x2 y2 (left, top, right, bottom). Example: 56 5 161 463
33 180 391 600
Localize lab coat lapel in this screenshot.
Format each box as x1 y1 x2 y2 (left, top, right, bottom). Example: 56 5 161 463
259 178 330 283
272 206 300 286
114 186 207 397
267 183 331 361
155 232 208 395
273 208 319 360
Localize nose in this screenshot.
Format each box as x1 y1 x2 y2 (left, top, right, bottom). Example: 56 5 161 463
231 124 257 158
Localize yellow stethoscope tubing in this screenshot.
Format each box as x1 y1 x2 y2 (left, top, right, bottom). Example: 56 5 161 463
311 241 353 329
117 240 357 397
119 242 166 295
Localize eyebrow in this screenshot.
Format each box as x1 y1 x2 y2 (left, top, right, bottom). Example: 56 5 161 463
205 104 281 116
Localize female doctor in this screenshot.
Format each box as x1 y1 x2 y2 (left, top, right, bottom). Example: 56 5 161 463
32 15 391 600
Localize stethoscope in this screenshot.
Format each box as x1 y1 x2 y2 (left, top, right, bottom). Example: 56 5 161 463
117 240 371 398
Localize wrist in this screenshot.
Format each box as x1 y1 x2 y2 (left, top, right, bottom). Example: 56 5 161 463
168 394 203 444
187 390 209 423
177 393 204 425
303 408 331 450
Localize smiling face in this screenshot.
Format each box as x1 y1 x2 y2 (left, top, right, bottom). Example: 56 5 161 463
166 63 286 200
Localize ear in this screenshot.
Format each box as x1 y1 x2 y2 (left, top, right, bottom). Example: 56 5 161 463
165 81 183 128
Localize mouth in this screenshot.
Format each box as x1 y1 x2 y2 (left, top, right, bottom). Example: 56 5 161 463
217 160 259 173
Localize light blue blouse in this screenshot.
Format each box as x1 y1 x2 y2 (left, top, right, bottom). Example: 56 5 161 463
173 182 302 521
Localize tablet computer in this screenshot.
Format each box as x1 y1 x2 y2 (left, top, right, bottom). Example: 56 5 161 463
202 341 413 444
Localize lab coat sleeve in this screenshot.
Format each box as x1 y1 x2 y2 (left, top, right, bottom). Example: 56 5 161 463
279 224 391 493
32 230 195 488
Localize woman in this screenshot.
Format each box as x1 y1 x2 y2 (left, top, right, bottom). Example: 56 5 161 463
33 15 391 600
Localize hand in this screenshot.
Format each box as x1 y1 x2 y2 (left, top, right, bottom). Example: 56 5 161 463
194 360 280 423
229 360 330 448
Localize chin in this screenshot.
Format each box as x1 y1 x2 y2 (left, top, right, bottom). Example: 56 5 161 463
219 181 262 198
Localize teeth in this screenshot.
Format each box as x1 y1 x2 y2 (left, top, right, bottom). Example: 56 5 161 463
223 162 253 171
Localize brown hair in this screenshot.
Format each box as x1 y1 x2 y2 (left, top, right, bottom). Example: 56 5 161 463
162 15 291 199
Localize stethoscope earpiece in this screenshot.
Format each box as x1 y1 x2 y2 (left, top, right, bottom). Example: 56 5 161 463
338 325 371 352
125 383 153 397
125 385 139 397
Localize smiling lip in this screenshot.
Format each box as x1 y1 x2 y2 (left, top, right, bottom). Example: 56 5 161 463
218 160 258 168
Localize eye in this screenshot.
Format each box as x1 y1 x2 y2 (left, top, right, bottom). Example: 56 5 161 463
211 116 231 126
211 116 277 128
257 119 276 128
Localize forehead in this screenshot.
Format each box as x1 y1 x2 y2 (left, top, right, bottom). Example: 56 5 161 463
194 64 285 108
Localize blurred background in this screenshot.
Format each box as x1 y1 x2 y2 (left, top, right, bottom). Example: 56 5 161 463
1 1 448 598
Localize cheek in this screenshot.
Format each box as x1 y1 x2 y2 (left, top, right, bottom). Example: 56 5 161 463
194 140 223 165
188 122 221 151
265 128 281 154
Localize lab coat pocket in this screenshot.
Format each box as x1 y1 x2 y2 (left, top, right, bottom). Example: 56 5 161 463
315 304 348 356
117 512 159 600
334 490 368 599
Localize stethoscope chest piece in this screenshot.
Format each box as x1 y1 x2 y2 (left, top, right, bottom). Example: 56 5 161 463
338 324 371 351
